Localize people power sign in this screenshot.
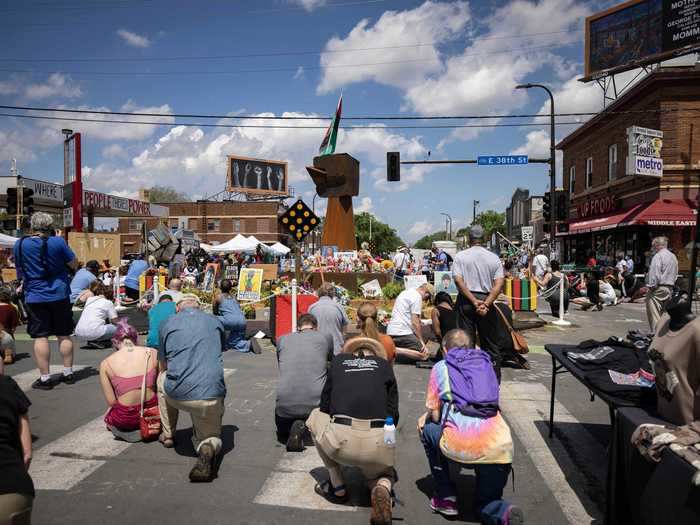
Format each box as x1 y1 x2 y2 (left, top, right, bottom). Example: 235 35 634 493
627 126 663 177
279 199 319 242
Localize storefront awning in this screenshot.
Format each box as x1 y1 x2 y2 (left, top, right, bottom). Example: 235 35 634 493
625 199 697 227
566 204 645 235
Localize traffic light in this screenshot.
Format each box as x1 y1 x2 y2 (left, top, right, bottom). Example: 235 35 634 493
542 192 551 222
543 222 550 233
387 151 400 182
22 188 34 216
556 193 568 221
6 188 17 215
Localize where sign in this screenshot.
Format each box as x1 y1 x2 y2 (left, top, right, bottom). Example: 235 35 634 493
478 155 528 166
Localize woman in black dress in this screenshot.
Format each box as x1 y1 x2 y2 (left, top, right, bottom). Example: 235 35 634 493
431 292 457 356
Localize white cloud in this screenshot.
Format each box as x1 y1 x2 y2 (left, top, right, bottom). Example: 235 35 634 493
291 0 325 12
102 144 128 159
407 220 434 239
293 66 305 80
37 100 175 141
81 112 432 201
117 29 150 48
355 196 373 213
0 79 19 95
24 73 82 100
317 1 470 94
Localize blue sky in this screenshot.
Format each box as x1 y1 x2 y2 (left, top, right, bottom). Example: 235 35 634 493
0 0 651 240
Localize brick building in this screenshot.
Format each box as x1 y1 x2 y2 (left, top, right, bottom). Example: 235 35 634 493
505 188 544 245
117 200 286 255
557 66 700 273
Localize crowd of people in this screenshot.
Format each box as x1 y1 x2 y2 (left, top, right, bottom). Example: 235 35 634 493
0 211 686 525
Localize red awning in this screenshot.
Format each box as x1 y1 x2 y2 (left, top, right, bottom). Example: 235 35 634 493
625 199 697 227
566 204 644 235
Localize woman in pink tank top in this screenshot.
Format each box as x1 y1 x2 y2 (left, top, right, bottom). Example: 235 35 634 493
100 319 159 439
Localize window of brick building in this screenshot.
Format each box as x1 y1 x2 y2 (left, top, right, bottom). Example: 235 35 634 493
608 144 617 181
569 165 575 195
233 219 241 233
256 218 267 233
586 157 593 189
189 218 198 230
207 218 220 232
129 219 144 232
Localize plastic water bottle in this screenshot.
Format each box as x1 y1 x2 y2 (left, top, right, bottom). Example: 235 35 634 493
383 417 396 447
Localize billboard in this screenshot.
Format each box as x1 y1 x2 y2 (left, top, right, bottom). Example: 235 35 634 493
584 0 700 80
227 155 288 196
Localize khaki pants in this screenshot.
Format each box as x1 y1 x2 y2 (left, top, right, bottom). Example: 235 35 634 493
157 372 224 454
646 285 673 333
0 493 32 525
306 408 395 481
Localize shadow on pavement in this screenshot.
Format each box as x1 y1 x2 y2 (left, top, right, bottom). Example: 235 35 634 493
415 468 480 523
173 424 239 459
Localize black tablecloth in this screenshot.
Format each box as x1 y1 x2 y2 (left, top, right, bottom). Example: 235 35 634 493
545 344 646 408
608 407 700 525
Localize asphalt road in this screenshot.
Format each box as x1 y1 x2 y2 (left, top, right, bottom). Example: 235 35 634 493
5 301 649 524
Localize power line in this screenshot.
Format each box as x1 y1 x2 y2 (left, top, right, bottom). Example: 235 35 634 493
2 104 699 122
0 112 584 130
0 30 582 63
0 43 568 77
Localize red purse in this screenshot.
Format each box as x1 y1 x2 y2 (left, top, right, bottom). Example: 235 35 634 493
139 351 161 441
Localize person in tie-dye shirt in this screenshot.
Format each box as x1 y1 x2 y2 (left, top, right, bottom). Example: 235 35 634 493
418 329 523 525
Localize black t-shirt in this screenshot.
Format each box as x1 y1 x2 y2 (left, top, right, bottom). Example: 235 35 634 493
320 353 399 423
0 376 34 497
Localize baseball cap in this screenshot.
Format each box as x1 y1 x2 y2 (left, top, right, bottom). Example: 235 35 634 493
85 260 100 271
470 225 484 239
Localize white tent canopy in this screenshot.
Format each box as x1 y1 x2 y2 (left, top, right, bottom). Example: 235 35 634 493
203 234 258 253
0 233 18 248
268 242 290 256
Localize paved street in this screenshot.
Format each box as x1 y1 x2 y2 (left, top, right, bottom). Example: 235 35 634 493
6 302 648 525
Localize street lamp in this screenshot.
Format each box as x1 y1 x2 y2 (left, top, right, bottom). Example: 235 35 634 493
440 212 452 240
516 83 556 247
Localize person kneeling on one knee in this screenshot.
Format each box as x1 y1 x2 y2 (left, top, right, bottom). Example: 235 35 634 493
306 337 397 525
418 329 524 525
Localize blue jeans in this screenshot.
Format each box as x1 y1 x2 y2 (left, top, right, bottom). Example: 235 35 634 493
217 315 250 352
420 420 514 525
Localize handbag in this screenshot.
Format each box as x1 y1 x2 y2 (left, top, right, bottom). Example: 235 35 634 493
494 303 529 355
139 351 161 441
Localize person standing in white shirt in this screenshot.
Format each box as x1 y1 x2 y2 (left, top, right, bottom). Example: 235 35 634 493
387 283 434 361
392 247 412 282
645 236 678 331
452 226 507 377
532 248 549 280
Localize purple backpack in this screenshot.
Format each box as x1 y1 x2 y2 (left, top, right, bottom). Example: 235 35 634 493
444 347 499 418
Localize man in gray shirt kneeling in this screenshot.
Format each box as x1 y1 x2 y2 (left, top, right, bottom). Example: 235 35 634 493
275 313 334 451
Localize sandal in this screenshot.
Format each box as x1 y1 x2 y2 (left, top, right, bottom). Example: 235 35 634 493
370 484 392 525
159 434 175 448
314 480 348 504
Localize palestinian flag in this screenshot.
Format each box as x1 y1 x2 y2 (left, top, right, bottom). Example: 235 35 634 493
319 94 342 156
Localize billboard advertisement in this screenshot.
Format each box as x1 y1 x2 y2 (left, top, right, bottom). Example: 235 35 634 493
584 0 700 79
227 155 288 196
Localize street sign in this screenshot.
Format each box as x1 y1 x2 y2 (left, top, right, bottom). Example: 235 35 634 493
478 155 528 166
279 199 319 242
521 226 534 242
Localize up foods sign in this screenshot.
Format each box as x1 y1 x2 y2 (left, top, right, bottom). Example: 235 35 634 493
627 126 663 177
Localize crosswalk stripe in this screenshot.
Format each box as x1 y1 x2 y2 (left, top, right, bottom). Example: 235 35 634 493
500 381 599 524
30 368 236 491
12 365 90 392
254 446 356 512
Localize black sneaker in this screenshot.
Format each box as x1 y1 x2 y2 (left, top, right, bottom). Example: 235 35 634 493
32 378 53 390
286 420 306 452
61 373 75 385
189 443 215 482
506 504 525 525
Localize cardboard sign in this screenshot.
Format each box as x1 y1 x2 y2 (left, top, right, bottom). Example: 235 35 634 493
249 263 278 281
403 274 428 290
360 279 383 298
238 268 264 302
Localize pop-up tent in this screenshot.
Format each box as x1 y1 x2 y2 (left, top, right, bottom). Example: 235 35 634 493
206 234 258 253
0 233 18 248
268 242 290 256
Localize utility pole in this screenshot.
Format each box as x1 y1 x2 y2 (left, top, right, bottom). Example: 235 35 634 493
440 213 452 240
369 214 373 241
516 83 556 247
472 200 480 224
16 178 23 232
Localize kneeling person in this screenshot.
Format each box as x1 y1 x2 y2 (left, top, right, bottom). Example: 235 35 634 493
386 283 434 362
418 329 523 524
307 337 398 525
275 313 333 451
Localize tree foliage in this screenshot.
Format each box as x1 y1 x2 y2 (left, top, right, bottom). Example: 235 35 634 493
147 185 189 203
413 231 449 249
354 212 404 255
455 210 506 241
